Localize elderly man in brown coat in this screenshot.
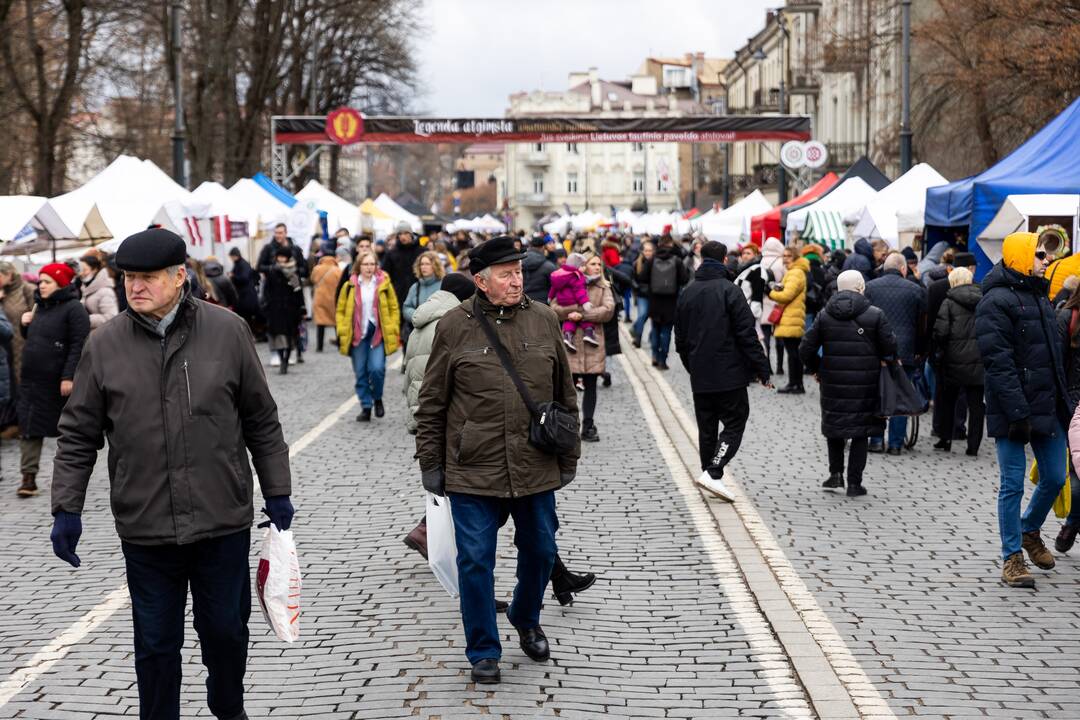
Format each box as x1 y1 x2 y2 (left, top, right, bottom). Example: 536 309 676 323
415 235 579 686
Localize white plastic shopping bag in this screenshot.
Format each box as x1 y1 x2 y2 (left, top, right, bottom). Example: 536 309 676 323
426 493 459 598
256 524 302 642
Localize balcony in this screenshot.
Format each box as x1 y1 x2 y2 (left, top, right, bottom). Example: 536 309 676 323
822 38 870 73
752 88 780 113
524 150 550 166
518 192 551 206
751 164 779 187
825 142 864 169
789 73 820 95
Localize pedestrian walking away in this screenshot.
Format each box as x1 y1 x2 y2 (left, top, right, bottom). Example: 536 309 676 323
800 270 898 496
1055 281 1080 553
975 230 1073 588
50 228 293 720
759 238 786 374
336 251 401 422
931 267 985 456
636 235 689 370
414 235 580 685
310 252 345 352
523 234 556 304
16 262 90 498
675 241 771 501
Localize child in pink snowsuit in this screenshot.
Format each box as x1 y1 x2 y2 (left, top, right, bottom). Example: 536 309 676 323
549 252 598 353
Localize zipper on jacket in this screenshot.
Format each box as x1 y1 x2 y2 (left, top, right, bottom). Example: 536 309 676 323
183 359 192 416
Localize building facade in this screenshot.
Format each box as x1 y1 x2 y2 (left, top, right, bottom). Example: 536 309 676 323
499 68 692 231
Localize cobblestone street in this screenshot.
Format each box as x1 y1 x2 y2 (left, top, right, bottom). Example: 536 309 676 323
1 322 1079 719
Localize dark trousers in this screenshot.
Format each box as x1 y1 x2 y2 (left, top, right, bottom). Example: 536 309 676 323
316 324 334 352
693 387 750 478
122 530 251 720
932 371 967 437
827 437 869 486
575 373 598 423
781 337 804 387
448 490 558 665
763 325 784 371
940 382 985 453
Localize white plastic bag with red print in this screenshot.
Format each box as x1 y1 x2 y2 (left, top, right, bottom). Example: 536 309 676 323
256 525 302 642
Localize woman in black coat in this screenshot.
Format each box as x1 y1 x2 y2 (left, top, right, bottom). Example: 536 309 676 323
228 248 261 329
16 264 90 497
260 247 306 373
931 267 985 455
800 270 897 496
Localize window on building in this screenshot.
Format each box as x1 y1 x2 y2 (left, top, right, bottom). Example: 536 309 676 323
532 173 544 194
657 178 669 192
567 172 578 194
632 142 645 152
567 143 579 154
534 143 544 152
632 172 645 193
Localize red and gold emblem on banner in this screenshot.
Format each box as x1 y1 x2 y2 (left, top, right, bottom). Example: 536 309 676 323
326 108 364 145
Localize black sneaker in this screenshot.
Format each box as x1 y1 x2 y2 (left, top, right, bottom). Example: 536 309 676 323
846 484 867 497
822 473 844 490
374 400 385 418
357 408 372 422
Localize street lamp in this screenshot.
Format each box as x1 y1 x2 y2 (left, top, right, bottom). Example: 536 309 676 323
170 1 185 187
900 0 913 172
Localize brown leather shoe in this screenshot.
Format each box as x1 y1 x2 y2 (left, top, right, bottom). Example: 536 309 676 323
0 425 19 440
1022 530 1055 570
403 521 428 560
16 473 37 498
1001 551 1035 588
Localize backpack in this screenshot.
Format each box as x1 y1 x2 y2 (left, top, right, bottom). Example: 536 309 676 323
650 256 678 296
804 268 824 313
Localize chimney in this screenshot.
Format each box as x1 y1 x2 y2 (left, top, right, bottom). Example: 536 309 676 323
588 67 601 107
568 71 589 89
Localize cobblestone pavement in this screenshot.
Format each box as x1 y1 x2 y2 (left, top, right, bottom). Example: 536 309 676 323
657 324 1080 719
0 328 828 719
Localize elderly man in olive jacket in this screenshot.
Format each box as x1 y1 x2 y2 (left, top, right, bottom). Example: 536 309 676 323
415 235 579 686
49 229 293 720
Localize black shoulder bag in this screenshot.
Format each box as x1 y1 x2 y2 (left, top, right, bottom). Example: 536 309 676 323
474 307 579 456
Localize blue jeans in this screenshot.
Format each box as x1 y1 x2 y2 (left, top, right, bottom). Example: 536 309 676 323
122 530 250 720
996 425 1067 559
650 323 673 364
872 365 918 450
622 288 633 321
349 323 385 409
632 297 649 339
448 490 558 665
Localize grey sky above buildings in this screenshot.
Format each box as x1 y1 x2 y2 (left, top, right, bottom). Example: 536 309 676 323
415 0 777 117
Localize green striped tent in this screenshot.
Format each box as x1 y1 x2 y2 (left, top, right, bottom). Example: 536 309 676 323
803 210 847 251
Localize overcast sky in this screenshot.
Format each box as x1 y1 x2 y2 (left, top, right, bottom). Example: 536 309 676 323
414 0 777 117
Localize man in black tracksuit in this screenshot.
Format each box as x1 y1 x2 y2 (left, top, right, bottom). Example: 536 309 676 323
675 241 772 481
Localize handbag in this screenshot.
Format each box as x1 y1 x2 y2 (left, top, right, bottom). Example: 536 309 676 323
878 361 928 417
474 307 579 456
767 303 785 325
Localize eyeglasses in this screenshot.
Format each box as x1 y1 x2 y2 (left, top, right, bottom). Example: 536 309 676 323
1035 250 1055 261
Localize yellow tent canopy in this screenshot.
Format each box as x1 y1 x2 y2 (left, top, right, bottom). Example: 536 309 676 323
359 198 394 220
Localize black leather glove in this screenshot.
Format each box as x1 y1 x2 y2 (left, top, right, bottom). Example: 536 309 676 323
560 471 575 489
422 467 446 497
1007 418 1032 444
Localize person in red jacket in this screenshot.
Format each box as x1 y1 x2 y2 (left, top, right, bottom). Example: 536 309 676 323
601 236 622 268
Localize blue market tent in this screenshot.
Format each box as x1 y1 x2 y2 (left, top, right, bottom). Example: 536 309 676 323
252 172 298 208
923 97 1080 277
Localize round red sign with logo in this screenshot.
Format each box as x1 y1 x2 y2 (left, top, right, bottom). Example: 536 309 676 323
326 108 364 145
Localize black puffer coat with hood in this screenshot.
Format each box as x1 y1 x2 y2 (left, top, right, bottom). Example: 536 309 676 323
800 290 897 439
842 238 876 282
933 283 983 385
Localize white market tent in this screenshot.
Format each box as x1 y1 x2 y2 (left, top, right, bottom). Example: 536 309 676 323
0 196 75 243
631 211 682 237
51 155 192 241
801 211 848 250
543 215 571 236
785 177 877 242
295 180 362 237
695 190 772 243
852 163 948 246
373 193 422 233
976 193 1080 262
449 214 507 234
226 178 292 233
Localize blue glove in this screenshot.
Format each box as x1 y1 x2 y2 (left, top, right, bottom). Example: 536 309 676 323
259 495 294 531
51 511 82 568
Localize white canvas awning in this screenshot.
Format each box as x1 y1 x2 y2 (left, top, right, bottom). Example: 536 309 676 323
694 190 772 243
785 177 876 241
296 180 362 237
0 196 75 243
852 163 948 246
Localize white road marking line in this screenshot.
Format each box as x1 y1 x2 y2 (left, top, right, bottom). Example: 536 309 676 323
617 353 815 719
0 355 392 709
635 352 897 720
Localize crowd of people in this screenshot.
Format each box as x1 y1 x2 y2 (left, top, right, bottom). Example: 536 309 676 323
11 206 1078 717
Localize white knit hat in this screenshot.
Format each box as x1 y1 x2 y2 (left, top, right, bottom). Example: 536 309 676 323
837 269 865 294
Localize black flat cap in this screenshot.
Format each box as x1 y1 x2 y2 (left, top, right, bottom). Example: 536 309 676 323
954 251 976 268
115 228 187 272
469 235 526 274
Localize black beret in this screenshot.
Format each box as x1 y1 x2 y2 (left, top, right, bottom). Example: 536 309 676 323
469 235 526 274
115 228 187 272
953 251 976 268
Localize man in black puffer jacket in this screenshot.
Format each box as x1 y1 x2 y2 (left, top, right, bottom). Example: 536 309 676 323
801 269 896 496
676 241 771 497
976 230 1072 589
522 235 556 303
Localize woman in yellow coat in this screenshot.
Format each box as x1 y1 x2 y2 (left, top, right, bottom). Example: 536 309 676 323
768 248 811 394
336 251 401 422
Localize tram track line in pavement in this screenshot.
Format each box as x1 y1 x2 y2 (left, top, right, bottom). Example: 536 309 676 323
619 325 897 719
0 354 401 710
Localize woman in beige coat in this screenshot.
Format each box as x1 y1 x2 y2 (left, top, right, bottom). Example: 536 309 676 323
551 252 615 442
311 253 344 351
